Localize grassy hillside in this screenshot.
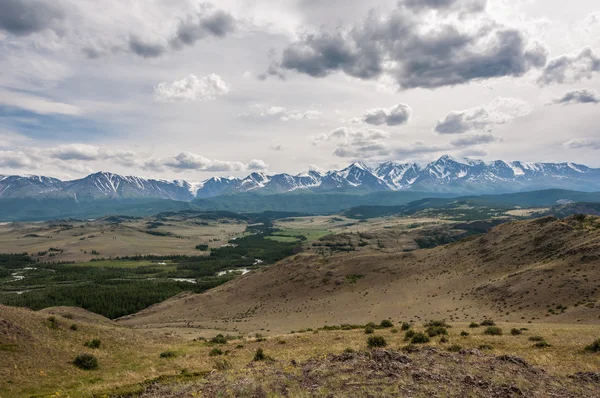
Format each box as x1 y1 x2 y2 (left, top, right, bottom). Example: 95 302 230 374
120 215 600 334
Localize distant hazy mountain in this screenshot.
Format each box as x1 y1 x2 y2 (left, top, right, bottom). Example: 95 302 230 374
1 155 600 201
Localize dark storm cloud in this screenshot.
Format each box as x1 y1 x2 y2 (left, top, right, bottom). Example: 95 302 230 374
267 4 547 89
538 48 600 85
551 89 600 105
0 0 65 36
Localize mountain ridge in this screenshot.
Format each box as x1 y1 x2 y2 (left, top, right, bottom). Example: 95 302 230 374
1 155 600 201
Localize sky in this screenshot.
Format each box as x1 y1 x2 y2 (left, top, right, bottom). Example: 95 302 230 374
0 0 599 181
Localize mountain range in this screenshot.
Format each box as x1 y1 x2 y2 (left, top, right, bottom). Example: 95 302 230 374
2 155 600 201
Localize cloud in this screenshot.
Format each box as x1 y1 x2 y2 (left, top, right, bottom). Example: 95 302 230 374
160 152 267 172
434 97 531 134
538 47 600 85
169 9 236 50
314 127 392 158
0 150 35 169
128 35 168 58
238 104 321 122
450 133 499 147
362 103 412 126
0 90 81 116
153 74 230 102
248 159 269 170
0 0 65 36
550 88 600 105
403 0 487 14
564 138 600 150
265 3 547 89
393 141 449 158
47 144 100 161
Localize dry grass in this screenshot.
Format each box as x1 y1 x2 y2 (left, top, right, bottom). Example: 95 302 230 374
3 302 599 397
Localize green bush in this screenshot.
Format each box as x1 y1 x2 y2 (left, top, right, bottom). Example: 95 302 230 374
460 331 469 337
483 326 502 336
367 335 387 348
344 347 355 353
533 341 551 348
84 338 101 349
213 358 232 371
73 354 98 370
425 320 450 328
469 322 480 328
528 336 545 342
209 348 223 357
364 325 375 334
380 319 394 328
47 316 59 329
70 324 78 331
426 326 448 337
401 322 411 331
404 330 416 341
253 348 267 361
160 351 177 358
390 328 398 334
510 328 522 336
584 339 600 353
481 319 495 326
447 344 462 352
210 334 228 344
410 333 430 344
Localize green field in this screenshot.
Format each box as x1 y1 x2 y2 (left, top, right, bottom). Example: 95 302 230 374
70 260 175 269
272 228 331 242
265 236 300 243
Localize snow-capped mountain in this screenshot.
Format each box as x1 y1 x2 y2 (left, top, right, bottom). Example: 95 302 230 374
1 155 600 201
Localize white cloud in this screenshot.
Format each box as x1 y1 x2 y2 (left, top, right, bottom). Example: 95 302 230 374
153 74 230 102
564 138 600 150
0 150 36 169
238 104 321 122
434 98 532 134
160 151 267 172
314 127 392 158
0 89 81 115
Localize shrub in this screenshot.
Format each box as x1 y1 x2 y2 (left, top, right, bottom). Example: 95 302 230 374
367 335 387 348
380 319 394 328
210 334 228 344
483 326 502 336
478 344 493 350
401 322 411 331
213 358 232 371
390 328 398 334
235 344 244 349
481 319 495 326
510 328 522 336
528 336 545 342
253 348 267 361
425 320 450 328
584 339 600 353
84 339 101 349
209 348 223 357
47 316 59 329
364 325 375 334
404 330 416 341
344 347 355 353
410 333 430 344
426 326 448 337
160 351 177 358
73 354 98 370
533 341 551 348
70 324 78 331
460 331 469 337
439 336 448 344
469 322 480 328
447 344 462 352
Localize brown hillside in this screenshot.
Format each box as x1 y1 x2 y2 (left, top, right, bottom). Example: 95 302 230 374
119 215 600 335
